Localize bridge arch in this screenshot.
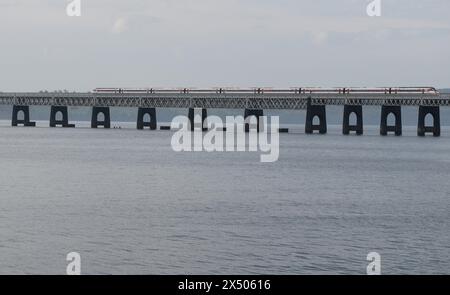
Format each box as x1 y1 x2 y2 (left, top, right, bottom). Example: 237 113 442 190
312 115 320 126
380 105 402 136
50 106 73 127
418 106 440 137
425 113 434 126
349 112 357 126
91 107 111 129
387 112 396 125
305 99 327 134
17 110 25 121
97 112 105 122
342 105 362 135
55 111 63 121
137 108 157 130
12 105 35 127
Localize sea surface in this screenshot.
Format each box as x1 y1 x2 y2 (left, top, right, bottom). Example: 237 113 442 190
0 121 449 274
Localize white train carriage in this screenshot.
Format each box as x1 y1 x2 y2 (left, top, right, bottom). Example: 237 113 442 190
93 87 439 95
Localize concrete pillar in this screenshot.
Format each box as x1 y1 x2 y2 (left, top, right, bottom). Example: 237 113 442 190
12 105 36 127
380 105 402 136
305 98 327 134
418 106 440 137
188 108 207 131
244 109 264 133
137 108 157 130
343 105 363 135
50 106 75 127
91 107 111 129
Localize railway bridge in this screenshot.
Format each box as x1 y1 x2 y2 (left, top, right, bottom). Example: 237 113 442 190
1 88 449 136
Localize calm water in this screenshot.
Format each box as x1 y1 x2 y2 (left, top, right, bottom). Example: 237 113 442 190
0 122 449 274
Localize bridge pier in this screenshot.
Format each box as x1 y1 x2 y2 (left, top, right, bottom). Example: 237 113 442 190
380 106 402 136
305 99 327 134
91 107 111 129
418 106 440 137
50 106 75 127
343 105 363 135
137 108 157 130
188 108 207 131
12 105 36 127
244 109 264 132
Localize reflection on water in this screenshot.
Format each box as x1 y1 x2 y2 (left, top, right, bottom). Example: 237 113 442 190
0 123 449 274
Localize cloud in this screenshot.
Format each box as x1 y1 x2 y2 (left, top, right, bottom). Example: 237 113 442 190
313 32 329 45
112 17 128 34
0 0 450 90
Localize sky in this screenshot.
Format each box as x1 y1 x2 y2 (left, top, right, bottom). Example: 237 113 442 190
0 0 449 91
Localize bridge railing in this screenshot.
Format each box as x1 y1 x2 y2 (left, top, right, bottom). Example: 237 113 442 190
0 92 449 108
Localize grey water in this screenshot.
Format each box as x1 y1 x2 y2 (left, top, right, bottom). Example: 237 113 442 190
0 122 449 274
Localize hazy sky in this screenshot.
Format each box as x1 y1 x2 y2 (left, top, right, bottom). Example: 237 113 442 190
0 0 449 91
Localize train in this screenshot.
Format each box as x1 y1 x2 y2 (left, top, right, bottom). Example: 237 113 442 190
92 87 439 95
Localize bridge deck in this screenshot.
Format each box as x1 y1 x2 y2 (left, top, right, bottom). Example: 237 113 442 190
1 92 450 109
